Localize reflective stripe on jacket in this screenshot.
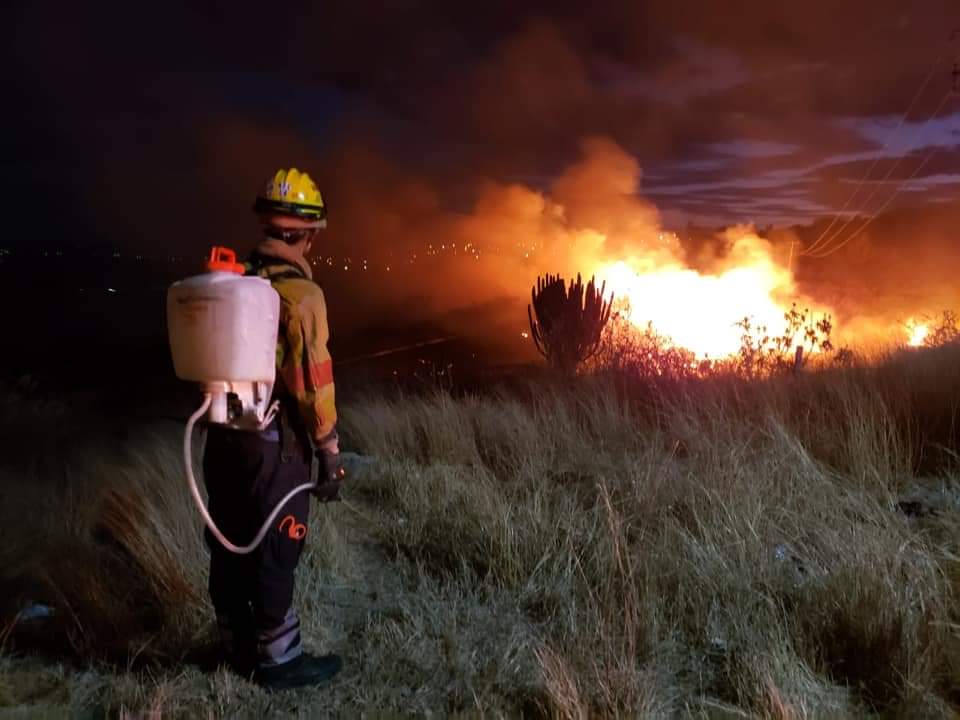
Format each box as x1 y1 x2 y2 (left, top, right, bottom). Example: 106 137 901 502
247 249 337 445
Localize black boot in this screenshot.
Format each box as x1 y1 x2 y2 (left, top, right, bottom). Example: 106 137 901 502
253 652 343 691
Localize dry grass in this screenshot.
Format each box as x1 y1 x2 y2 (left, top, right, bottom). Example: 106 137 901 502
1 345 959 717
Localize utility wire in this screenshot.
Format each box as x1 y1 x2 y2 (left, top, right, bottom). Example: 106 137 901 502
335 336 456 366
805 156 936 259
801 57 942 256
805 92 955 259
805 145 941 258
805 87 953 257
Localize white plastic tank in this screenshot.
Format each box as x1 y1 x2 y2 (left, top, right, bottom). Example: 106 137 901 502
167 247 280 427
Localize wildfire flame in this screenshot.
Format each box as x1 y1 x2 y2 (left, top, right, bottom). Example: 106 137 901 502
907 321 929 347
593 229 822 359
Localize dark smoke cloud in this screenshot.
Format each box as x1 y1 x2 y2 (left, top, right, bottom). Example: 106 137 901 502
792 200 960 341
5 0 959 349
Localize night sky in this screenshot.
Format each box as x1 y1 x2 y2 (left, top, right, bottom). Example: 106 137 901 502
3 1 959 369
7 1 958 250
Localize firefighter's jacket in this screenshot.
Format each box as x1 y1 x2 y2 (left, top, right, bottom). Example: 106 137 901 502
247 240 337 445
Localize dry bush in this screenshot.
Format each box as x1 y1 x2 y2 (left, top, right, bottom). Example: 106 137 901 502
733 305 835 378
589 313 701 383
588 304 837 385
920 310 960 349
0 422 208 664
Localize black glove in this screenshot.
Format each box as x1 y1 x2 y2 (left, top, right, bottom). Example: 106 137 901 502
313 449 346 502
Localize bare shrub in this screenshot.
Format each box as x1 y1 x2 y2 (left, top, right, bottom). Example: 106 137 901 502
925 310 960 348
589 312 701 382
734 304 835 378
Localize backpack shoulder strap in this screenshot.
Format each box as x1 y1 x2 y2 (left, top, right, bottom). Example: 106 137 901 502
246 252 315 285
264 268 308 282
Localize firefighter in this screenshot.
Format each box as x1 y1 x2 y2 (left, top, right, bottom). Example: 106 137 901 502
202 167 344 690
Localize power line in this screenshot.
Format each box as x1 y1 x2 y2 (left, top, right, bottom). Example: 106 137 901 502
801 57 943 257
805 149 938 259
805 95 954 259
336 336 456 366
804 88 954 258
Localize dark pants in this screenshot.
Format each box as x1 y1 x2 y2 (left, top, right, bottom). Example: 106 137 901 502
202 424 311 668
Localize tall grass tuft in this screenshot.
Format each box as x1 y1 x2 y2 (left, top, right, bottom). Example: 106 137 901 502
1 343 959 716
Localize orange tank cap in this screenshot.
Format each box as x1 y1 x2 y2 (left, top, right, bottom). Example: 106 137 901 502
206 246 245 274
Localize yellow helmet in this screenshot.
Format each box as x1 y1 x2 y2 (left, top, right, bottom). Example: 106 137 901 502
253 167 327 225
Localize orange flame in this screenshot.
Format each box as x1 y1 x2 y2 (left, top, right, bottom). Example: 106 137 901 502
591 229 826 359
906 320 929 347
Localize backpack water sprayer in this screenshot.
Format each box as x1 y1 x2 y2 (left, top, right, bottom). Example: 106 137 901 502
167 246 316 554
